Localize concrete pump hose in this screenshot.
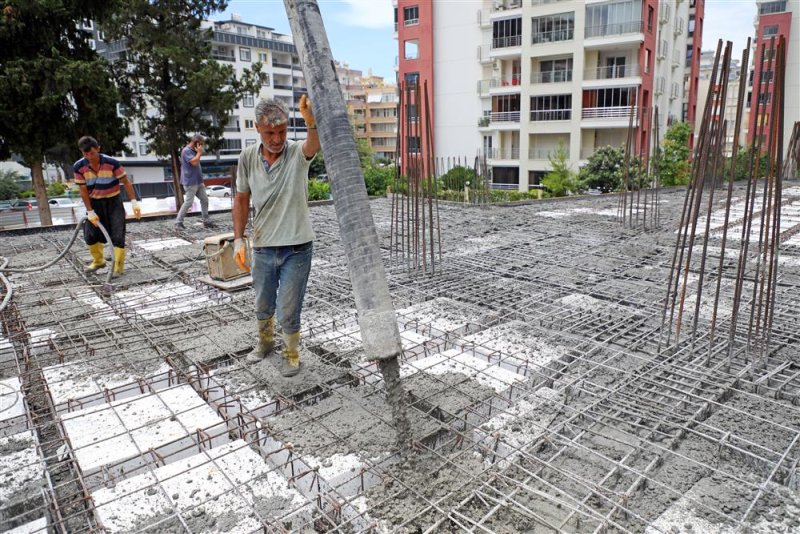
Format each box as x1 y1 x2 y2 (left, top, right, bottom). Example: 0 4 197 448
0 217 115 311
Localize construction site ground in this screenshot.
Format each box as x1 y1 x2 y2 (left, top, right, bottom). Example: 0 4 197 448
2 185 800 533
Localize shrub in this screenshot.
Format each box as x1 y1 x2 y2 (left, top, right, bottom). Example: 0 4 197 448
47 182 66 197
363 165 393 196
440 165 476 191
542 142 577 197
20 189 35 198
307 179 330 201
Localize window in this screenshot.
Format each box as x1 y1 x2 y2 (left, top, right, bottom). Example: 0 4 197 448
530 94 571 121
539 58 573 83
647 6 654 32
97 30 105 40
262 74 271 87
585 0 643 38
257 29 269 39
404 39 419 60
688 15 695 36
221 139 242 154
258 52 268 62
88 39 96 50
493 17 523 48
240 47 251 61
138 142 148 156
605 56 626 78
759 1 786 15
407 136 421 153
245 119 255 129
404 5 419 26
645 49 651 74
532 12 573 44
243 94 255 107
483 135 493 158
405 72 419 87
763 25 779 37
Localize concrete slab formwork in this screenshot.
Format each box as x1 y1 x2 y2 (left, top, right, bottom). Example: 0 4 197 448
1 185 800 532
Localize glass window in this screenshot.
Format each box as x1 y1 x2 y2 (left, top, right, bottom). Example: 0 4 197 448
138 142 148 156
405 72 419 86
530 94 572 121
532 12 574 44
243 94 255 107
585 0 643 38
759 1 786 15
403 6 419 25
493 17 523 48
763 25 779 37
240 47 251 62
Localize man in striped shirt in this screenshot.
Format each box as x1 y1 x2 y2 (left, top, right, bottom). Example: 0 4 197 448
74 136 141 276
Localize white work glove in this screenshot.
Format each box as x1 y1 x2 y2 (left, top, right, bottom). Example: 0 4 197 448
234 238 250 272
131 199 141 220
86 210 99 227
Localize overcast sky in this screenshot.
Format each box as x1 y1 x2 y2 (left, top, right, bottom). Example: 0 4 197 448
217 0 762 82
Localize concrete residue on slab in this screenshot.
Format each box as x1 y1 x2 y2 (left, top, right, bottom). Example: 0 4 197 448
93 439 311 532
0 377 25 424
113 281 228 320
132 237 193 252
396 297 488 335
404 371 497 421
61 384 225 472
267 388 439 459
0 432 43 532
400 349 526 393
168 319 258 363
557 293 645 319
5 517 48 534
42 361 172 406
460 321 569 369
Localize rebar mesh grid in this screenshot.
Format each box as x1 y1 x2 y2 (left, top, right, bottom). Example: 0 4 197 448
2 184 800 532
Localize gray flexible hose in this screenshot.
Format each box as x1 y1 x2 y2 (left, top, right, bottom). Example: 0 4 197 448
0 217 116 311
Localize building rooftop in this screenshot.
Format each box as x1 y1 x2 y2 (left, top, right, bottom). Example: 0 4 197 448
2 187 800 532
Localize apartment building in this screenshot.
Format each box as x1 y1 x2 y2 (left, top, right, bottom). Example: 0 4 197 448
747 0 799 151
101 15 309 185
395 0 704 191
336 62 399 162
695 50 749 156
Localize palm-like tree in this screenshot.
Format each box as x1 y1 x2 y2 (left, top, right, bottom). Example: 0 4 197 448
283 0 412 453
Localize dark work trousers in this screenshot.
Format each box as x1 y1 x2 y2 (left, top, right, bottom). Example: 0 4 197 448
84 195 126 249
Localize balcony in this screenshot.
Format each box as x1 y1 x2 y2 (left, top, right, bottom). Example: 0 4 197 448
404 18 419 26
584 64 640 81
487 147 521 160
272 60 292 69
532 29 574 45
584 20 644 42
530 109 571 121
478 74 523 94
531 69 573 84
481 110 521 124
492 35 522 49
529 148 569 160
273 84 293 91
492 0 522 11
582 106 636 120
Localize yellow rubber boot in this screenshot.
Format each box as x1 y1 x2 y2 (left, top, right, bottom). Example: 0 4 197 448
112 247 126 276
84 243 106 273
246 316 275 363
280 332 301 377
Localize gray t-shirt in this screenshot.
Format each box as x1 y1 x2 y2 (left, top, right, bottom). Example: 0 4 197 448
236 140 315 247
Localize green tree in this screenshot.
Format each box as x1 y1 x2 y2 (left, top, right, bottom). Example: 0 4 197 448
724 146 769 182
309 151 326 178
659 122 692 186
285 0 411 451
363 165 393 196
104 0 266 208
542 142 577 197
307 178 330 201
440 165 477 191
579 145 624 193
0 170 21 200
0 1 128 226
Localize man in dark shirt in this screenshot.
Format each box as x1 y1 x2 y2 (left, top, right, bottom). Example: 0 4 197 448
175 134 214 230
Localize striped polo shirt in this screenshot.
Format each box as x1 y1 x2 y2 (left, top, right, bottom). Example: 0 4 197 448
73 154 127 199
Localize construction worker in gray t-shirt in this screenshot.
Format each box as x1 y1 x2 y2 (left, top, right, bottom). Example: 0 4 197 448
232 96 320 377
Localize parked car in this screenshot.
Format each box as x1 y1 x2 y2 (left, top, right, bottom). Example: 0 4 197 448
12 199 38 211
0 200 14 212
206 185 231 197
49 198 79 208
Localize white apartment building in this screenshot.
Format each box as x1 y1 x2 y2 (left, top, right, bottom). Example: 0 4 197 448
102 15 309 187
396 0 704 190
695 50 749 156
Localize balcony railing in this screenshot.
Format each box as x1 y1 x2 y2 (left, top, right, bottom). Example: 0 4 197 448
484 110 521 123
487 147 520 159
272 60 292 69
493 0 522 10
531 0 567 4
404 18 419 26
273 84 293 90
529 148 569 159
212 53 235 62
582 106 637 120
584 64 641 80
492 34 522 49
532 29 574 44
530 109 571 121
531 69 573 84
585 20 643 39
478 74 522 93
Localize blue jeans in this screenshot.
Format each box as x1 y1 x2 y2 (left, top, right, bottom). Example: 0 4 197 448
176 183 209 224
252 242 313 335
